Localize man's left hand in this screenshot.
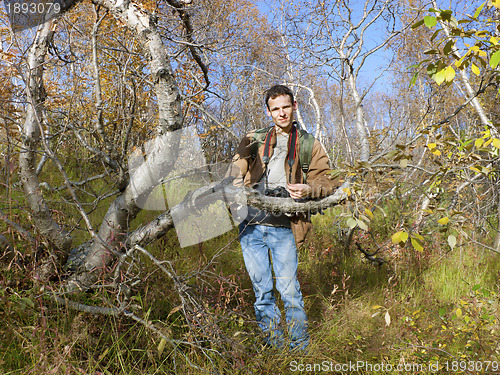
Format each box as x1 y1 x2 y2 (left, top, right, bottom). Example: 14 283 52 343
287 183 312 199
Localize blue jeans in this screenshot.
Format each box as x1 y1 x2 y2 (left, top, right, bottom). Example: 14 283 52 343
239 222 309 350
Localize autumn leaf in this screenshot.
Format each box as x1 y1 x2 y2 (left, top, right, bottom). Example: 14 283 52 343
444 66 456 82
438 217 450 225
471 63 480 76
411 237 424 252
392 230 408 244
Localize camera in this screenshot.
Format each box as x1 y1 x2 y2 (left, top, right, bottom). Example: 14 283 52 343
264 186 290 198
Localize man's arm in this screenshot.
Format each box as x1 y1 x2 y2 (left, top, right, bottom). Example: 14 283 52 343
290 139 340 199
227 132 254 186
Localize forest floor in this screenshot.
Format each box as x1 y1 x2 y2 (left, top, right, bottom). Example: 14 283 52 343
1 206 499 374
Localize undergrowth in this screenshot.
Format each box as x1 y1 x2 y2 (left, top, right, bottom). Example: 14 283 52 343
1 199 499 374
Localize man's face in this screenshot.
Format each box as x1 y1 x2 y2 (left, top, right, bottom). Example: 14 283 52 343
266 94 297 133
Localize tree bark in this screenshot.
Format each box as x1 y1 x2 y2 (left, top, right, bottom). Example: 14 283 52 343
71 0 185 288
19 21 72 256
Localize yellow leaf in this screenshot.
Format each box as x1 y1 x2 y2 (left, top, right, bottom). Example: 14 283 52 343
365 208 374 219
471 63 480 76
412 232 425 241
411 237 424 252
438 217 450 225
391 230 408 244
434 69 446 85
158 339 167 357
493 0 500 9
456 308 462 317
427 143 437 149
475 138 484 147
481 129 491 138
372 305 384 309
432 149 441 156
490 37 498 46
343 188 352 196
470 166 481 173
444 66 456 82
493 138 500 148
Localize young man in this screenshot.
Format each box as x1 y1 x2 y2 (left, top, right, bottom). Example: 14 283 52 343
231 85 339 351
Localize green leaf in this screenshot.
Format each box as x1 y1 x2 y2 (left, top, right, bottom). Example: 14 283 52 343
473 2 486 19
430 29 441 42
439 307 446 316
489 50 500 68
347 217 357 229
448 234 457 249
412 19 425 29
440 9 453 21
427 63 437 75
158 338 167 357
357 219 368 231
449 15 459 28
424 16 437 28
20 297 35 309
410 70 418 86
386 149 400 159
424 48 439 55
443 40 454 55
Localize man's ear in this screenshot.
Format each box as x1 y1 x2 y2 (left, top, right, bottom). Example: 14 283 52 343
293 100 298 110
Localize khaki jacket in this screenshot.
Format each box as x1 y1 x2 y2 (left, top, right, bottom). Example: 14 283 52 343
231 126 340 247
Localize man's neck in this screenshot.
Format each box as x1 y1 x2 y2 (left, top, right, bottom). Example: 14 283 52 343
275 123 293 135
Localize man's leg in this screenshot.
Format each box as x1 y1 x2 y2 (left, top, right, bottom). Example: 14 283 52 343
239 222 284 347
266 226 309 351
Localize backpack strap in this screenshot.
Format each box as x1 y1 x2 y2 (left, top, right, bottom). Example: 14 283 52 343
298 128 315 183
249 126 273 160
249 125 315 183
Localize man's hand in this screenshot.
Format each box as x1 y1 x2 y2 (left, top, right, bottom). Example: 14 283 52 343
287 183 312 200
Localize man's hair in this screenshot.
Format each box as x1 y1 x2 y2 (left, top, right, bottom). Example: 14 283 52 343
264 85 294 109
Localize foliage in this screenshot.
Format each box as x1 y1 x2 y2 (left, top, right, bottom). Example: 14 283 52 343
1 0 500 373
411 2 500 91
